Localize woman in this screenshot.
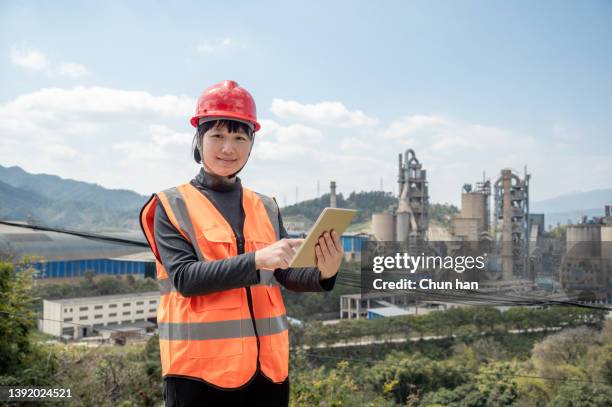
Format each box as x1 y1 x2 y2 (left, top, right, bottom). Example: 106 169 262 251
139 80 343 406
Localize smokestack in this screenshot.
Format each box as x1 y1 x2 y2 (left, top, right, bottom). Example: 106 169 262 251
330 181 337 208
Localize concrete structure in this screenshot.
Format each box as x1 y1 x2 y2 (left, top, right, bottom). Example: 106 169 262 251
567 223 601 257
451 181 491 242
493 168 530 279
340 292 412 319
370 149 430 243
561 215 612 298
41 292 159 339
602 226 612 261
396 149 429 242
451 218 480 242
529 214 545 238
371 212 395 241
330 181 337 208
459 181 491 233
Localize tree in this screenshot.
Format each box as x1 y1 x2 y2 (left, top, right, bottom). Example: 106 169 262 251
365 352 468 404
290 360 392 406
420 383 489 407
0 261 58 387
0 262 36 378
547 382 612 407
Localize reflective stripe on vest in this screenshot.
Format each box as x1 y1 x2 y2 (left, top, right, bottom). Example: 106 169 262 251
139 183 289 388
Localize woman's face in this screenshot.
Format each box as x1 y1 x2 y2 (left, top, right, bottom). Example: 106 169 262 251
201 123 253 177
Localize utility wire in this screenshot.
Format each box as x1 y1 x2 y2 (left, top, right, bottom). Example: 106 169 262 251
334 273 612 311
3 218 611 310
0 220 148 248
3 221 612 386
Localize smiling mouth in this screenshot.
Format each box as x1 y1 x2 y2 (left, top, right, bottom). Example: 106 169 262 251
217 157 236 162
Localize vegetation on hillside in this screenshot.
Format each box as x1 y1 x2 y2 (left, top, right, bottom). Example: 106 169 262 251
281 191 459 228
2 260 610 406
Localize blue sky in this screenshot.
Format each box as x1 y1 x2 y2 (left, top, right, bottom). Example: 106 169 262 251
1 0 611 206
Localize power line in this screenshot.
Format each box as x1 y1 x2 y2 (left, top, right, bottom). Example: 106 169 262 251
3 218 611 311
333 273 612 311
0 220 148 248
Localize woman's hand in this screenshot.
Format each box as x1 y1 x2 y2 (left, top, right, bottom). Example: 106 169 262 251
315 230 343 279
255 238 304 270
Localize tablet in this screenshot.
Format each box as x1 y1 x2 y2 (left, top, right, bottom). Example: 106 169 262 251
288 207 358 268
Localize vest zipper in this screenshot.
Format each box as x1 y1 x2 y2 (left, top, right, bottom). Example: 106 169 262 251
195 186 262 373
237 236 262 371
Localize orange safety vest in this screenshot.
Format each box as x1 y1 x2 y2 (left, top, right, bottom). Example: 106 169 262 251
139 182 289 388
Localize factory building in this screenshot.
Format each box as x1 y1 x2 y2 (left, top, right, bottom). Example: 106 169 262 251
493 168 530 279
0 222 154 279
397 149 429 242
451 180 491 242
340 292 466 320
371 149 430 243
41 291 159 340
340 292 412 319
561 212 612 300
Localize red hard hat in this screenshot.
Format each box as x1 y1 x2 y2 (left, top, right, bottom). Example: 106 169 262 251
190 80 261 132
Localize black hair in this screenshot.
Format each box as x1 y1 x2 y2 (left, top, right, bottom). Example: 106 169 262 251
192 119 254 164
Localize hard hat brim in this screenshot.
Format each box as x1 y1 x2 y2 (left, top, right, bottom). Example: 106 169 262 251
190 113 261 132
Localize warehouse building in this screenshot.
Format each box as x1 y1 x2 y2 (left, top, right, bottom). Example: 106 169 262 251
0 222 154 279
41 291 159 340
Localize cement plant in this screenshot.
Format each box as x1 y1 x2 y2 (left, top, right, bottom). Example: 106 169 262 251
339 149 612 320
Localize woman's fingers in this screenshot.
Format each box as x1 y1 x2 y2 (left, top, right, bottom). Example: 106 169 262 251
319 234 332 260
323 231 338 257
315 243 326 264
330 230 342 253
277 240 298 268
285 238 304 249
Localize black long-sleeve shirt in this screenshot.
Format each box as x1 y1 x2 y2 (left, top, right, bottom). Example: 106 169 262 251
153 168 336 297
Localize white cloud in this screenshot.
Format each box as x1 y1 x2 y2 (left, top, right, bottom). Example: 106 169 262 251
1 86 193 118
0 84 608 212
382 114 448 139
0 86 197 194
340 137 370 152
258 120 322 143
270 98 378 127
196 38 232 53
381 114 536 155
10 44 90 77
10 45 49 71
253 120 320 162
378 114 611 203
57 62 89 77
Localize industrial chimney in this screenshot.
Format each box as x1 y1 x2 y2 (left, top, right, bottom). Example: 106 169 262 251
330 181 337 208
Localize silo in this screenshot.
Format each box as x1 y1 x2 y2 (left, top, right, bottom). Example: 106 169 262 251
600 226 612 260
461 193 487 233
372 213 395 241
566 225 601 257
396 212 411 242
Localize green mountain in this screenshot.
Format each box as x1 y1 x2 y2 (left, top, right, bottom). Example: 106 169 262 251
0 166 147 231
0 164 147 210
281 191 396 225
531 188 612 213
